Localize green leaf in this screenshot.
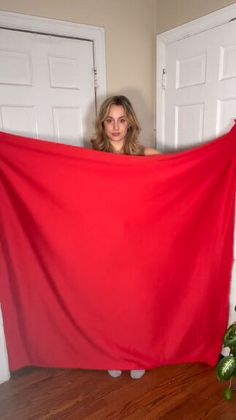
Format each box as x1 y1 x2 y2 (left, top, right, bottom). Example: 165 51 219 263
217 356 236 381
224 388 233 401
224 324 236 348
230 346 236 357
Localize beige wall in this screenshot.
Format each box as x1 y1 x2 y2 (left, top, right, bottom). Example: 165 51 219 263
0 0 157 147
156 0 236 33
0 0 234 146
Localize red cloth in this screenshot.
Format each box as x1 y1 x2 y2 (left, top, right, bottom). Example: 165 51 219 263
0 127 235 372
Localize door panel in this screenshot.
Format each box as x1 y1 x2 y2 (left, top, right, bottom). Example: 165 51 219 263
164 20 236 149
0 28 96 146
0 28 97 382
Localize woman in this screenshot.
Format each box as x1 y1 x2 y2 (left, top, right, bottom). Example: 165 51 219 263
91 95 159 156
91 95 159 379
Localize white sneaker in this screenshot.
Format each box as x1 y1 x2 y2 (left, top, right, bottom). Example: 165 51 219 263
130 369 146 379
108 370 122 378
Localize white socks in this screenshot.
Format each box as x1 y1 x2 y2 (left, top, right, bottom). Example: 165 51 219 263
107 370 122 378
108 370 146 379
130 370 146 379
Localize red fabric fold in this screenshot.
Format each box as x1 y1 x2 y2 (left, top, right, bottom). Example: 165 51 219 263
0 126 235 371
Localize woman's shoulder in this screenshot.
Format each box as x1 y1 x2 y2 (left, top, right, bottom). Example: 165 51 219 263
144 147 160 156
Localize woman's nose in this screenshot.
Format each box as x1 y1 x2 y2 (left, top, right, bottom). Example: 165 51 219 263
113 120 119 130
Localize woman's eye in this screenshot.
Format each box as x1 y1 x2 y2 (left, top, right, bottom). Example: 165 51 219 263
105 118 112 124
120 118 126 123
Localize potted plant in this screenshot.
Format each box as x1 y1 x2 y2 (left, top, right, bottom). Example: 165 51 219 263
216 323 236 400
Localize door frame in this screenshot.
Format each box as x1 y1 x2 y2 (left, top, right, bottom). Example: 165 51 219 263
156 3 236 148
0 10 106 111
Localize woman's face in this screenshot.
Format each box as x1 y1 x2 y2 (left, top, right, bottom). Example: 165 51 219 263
103 105 129 150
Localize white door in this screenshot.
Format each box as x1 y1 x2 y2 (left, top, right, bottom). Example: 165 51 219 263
159 19 236 326
163 19 236 149
0 28 96 146
0 27 97 383
0 305 10 384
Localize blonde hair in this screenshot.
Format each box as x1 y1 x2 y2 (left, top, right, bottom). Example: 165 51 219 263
91 95 144 155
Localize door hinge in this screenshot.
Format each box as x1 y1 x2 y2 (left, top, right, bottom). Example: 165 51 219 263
93 68 99 88
162 68 166 90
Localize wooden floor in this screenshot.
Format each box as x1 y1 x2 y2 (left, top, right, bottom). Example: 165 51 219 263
0 363 235 419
